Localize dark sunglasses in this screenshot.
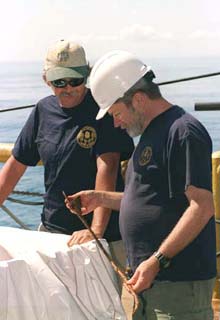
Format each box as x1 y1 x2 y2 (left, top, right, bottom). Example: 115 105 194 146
51 78 85 88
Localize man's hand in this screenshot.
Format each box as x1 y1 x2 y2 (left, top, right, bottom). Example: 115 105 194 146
65 190 102 215
127 256 160 293
67 229 102 247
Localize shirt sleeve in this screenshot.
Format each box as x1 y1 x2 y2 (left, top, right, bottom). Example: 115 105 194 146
94 114 134 160
12 105 40 166
167 124 212 198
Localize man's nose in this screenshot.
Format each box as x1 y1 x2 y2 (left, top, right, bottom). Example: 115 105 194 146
113 116 121 128
65 84 75 92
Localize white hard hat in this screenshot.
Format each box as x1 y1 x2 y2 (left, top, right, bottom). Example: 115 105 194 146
89 50 151 120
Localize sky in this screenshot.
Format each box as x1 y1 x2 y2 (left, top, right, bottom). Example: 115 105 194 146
1 0 220 62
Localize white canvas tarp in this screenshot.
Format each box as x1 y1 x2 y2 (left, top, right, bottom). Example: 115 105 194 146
0 227 126 320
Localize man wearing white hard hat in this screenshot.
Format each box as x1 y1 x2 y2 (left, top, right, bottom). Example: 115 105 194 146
0 42 134 282
66 50 216 319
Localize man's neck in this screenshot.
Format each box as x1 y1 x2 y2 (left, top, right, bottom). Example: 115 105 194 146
142 98 173 130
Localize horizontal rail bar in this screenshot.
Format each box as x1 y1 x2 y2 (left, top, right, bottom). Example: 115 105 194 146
195 102 220 111
157 71 220 86
0 104 35 113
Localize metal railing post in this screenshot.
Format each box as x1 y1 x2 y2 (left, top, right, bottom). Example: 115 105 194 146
212 151 220 319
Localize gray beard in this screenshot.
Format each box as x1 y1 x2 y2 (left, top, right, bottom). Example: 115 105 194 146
126 112 144 137
126 122 143 137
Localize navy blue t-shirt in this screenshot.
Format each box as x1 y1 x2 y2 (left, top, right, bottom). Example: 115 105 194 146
13 90 134 240
120 105 216 281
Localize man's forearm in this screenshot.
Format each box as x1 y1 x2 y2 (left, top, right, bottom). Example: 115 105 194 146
91 191 123 237
0 155 27 205
91 152 123 236
91 206 111 237
101 191 123 211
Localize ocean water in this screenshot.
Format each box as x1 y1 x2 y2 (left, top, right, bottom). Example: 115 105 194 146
0 57 220 229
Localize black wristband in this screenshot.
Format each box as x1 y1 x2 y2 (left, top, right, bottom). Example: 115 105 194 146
153 251 171 270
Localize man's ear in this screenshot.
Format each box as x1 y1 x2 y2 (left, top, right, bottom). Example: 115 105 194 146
132 92 146 107
42 73 51 87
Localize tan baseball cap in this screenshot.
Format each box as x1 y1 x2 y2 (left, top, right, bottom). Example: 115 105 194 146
44 39 89 81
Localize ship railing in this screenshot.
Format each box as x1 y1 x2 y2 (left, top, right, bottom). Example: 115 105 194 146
1 190 43 230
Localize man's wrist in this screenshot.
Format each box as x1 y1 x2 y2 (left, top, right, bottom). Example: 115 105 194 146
153 251 171 270
98 191 104 206
90 225 104 238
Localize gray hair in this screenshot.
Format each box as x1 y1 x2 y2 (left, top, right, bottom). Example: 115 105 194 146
117 74 162 106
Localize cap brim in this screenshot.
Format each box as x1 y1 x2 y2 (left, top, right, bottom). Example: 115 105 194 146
96 105 111 120
46 66 88 81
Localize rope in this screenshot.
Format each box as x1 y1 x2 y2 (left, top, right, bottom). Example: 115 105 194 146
5 190 44 206
7 197 43 205
12 190 44 197
0 204 30 229
0 190 43 226
62 191 139 315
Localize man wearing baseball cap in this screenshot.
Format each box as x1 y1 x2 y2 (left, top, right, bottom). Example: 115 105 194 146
0 41 134 279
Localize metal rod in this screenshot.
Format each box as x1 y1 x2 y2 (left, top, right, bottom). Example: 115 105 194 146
62 191 139 314
0 104 35 113
0 71 220 114
157 71 220 86
194 103 220 111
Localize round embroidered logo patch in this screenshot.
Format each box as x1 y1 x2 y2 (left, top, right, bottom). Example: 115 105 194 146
139 146 152 166
77 126 97 149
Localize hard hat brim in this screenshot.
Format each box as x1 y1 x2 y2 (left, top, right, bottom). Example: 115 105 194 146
96 105 111 120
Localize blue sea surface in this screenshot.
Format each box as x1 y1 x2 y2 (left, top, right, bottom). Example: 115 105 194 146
0 57 220 229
